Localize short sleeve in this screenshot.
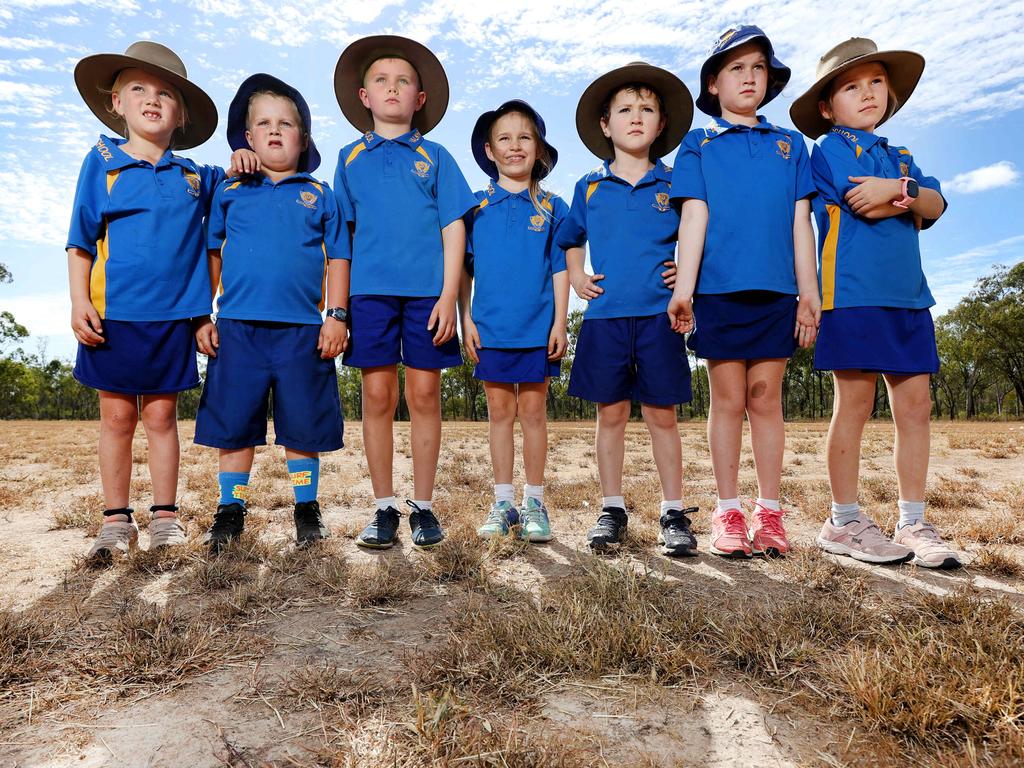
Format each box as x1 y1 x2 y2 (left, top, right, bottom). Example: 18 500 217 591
549 196 569 274
792 134 816 201
812 138 860 211
668 131 706 202
199 164 226 214
434 146 478 228
332 154 356 222
66 151 105 256
907 155 946 230
206 184 227 250
555 179 588 249
321 185 351 261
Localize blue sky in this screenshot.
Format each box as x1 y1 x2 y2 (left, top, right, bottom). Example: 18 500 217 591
2 0 1022 361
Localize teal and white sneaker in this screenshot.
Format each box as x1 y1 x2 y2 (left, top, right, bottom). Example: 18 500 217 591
519 498 553 542
477 501 516 539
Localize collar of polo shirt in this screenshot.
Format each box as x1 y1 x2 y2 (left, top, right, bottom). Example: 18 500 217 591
361 129 424 150
99 133 193 171
828 125 885 149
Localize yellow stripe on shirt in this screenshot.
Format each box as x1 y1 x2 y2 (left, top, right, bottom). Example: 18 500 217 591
90 170 121 318
585 181 601 203
415 145 432 164
345 143 367 166
820 204 842 310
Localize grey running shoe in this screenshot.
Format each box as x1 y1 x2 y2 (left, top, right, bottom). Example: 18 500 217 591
148 513 187 550
88 515 139 562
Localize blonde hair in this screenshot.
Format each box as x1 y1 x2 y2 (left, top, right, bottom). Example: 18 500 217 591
100 69 189 145
245 89 305 134
489 109 554 219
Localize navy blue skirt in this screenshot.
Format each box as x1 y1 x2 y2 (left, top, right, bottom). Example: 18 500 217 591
73 318 200 394
688 291 798 360
474 347 561 383
814 307 939 375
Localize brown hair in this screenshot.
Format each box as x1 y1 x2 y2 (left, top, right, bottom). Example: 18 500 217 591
599 83 664 121
100 69 189 146
488 109 554 218
819 62 900 125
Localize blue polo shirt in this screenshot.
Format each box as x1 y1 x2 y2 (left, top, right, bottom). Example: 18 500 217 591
671 117 816 295
333 129 477 298
66 135 223 321
466 183 568 348
207 173 348 325
811 126 944 310
557 160 678 319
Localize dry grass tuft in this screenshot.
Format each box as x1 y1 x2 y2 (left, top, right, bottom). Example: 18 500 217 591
419 526 484 584
971 547 1024 578
926 476 985 510
348 558 418 608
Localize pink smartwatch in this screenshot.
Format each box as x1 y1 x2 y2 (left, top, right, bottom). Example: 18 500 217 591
892 176 919 209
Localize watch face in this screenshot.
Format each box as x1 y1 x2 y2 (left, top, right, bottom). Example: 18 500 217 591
907 179 920 198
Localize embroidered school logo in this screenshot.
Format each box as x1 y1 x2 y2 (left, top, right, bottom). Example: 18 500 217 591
900 161 910 177
183 171 201 197
653 192 671 212
297 190 318 209
412 160 431 179
290 470 312 487
775 139 791 160
528 213 546 232
713 28 738 52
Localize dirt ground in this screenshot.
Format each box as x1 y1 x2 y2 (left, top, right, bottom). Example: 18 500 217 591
0 419 1022 767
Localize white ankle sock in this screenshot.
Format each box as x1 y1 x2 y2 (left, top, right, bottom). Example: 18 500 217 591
411 499 432 511
523 484 544 503
660 499 682 514
374 496 397 511
831 501 860 526
716 498 741 513
897 499 925 529
602 495 625 510
494 483 515 504
756 498 781 512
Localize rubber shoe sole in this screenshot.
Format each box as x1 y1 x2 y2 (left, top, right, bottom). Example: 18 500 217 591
658 533 698 557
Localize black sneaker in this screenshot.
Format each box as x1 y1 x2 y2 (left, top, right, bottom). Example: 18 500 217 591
406 500 445 548
294 500 329 549
203 502 246 553
659 507 699 557
587 507 628 552
355 506 401 549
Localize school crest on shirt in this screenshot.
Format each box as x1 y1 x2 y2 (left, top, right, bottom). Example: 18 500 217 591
652 192 671 212
775 139 791 160
900 161 910 177
183 171 201 197
528 213 546 232
412 160 431 179
297 190 318 209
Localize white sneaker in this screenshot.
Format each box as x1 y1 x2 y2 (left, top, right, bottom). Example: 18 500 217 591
148 513 187 549
87 515 139 562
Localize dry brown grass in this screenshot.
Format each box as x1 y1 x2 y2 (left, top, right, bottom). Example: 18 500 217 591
347 558 418 608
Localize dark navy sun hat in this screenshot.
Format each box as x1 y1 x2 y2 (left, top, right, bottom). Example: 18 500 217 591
696 25 791 117
227 73 320 173
471 100 558 180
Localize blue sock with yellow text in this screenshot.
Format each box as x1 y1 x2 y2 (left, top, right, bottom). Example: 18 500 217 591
218 472 250 506
287 458 319 504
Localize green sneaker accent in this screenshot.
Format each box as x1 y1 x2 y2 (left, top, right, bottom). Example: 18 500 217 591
477 501 515 539
520 498 552 542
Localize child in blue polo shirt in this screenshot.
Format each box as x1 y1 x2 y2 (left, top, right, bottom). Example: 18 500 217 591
332 36 477 550
459 100 569 542
790 38 961 569
67 42 222 562
558 63 698 556
667 26 820 560
193 74 348 551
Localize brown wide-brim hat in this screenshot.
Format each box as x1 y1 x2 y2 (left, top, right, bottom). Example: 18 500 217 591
790 37 925 139
74 41 217 150
575 62 693 160
334 35 449 134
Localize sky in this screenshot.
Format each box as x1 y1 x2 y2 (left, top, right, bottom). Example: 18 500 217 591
1 0 1023 361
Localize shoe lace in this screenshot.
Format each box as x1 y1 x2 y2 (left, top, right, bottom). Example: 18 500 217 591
484 507 508 526
295 503 323 525
752 503 786 537
406 501 439 529
371 507 400 530
211 507 243 534
663 507 697 532
595 510 625 532
523 504 546 527
718 508 748 536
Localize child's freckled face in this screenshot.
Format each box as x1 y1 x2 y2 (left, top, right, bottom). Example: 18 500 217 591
245 94 306 173
111 68 182 143
709 42 769 117
484 112 538 183
820 62 890 132
359 58 426 126
600 88 664 156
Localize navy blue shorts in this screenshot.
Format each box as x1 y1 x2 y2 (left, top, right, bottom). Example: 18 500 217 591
474 347 561 383
194 319 344 452
814 307 939 375
688 291 798 360
343 295 463 370
73 318 200 395
568 314 692 405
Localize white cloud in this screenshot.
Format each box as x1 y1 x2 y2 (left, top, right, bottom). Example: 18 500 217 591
927 235 1024 313
0 79 61 117
942 161 1020 194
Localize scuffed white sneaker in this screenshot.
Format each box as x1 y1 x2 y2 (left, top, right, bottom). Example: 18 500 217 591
893 521 962 569
148 513 187 550
87 515 139 563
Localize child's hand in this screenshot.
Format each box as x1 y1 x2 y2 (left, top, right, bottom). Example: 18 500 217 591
70 299 104 346
660 260 677 289
794 294 821 348
666 294 694 334
318 317 347 359
548 324 568 360
194 316 219 357
228 149 260 177
462 315 481 363
429 295 457 346
846 176 901 214
571 271 604 300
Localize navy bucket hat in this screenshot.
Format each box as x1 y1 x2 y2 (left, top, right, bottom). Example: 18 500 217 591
471 100 558 180
227 73 321 173
696 25 791 116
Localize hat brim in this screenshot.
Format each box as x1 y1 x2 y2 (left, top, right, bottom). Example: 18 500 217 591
227 73 321 174
74 53 217 150
334 35 448 134
575 63 693 160
790 50 925 139
471 100 558 180
695 34 792 116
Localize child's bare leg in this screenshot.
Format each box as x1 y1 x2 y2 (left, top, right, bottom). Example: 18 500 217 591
826 371 877 504
220 447 256 473
139 393 180 507
883 373 931 502
596 400 630 497
484 382 517 486
405 366 442 502
518 382 549 487
744 359 787 501
98 391 140 509
641 403 681 501
361 365 399 499
706 360 747 501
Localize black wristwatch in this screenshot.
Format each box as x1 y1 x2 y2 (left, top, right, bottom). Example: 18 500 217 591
907 179 920 199
325 306 349 323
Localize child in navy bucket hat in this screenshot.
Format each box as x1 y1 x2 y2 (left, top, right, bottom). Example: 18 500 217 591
668 25 820 559
460 100 568 543
194 74 348 553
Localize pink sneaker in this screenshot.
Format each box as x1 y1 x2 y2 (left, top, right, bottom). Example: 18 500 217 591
749 503 789 558
816 512 912 565
893 521 962 569
710 508 752 558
